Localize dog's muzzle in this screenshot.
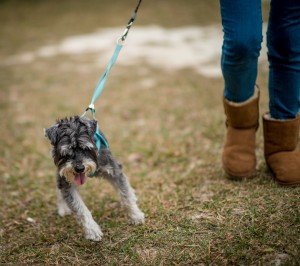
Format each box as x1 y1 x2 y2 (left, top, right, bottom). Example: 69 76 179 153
59 159 97 186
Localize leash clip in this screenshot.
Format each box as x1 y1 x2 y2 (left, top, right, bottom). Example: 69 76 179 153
86 103 95 113
82 103 96 118
117 36 126 46
121 22 133 41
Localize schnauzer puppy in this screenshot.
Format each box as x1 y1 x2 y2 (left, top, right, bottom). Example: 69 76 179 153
45 116 144 241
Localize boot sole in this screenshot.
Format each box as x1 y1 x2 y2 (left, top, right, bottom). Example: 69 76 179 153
266 165 300 187
223 166 256 180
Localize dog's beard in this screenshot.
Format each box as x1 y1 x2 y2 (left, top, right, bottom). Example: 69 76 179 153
82 158 97 177
59 159 97 186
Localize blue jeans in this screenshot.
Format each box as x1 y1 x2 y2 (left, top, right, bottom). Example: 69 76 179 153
220 0 300 119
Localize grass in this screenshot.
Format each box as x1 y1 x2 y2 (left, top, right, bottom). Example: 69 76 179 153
1 0 300 265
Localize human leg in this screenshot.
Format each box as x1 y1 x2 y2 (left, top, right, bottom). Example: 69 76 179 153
267 0 300 119
263 0 300 186
220 0 263 102
220 0 262 178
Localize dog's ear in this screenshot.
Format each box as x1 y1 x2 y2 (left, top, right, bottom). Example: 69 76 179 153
80 117 97 137
44 124 59 145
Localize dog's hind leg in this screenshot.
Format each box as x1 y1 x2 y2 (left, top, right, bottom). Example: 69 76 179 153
57 177 103 241
101 161 145 225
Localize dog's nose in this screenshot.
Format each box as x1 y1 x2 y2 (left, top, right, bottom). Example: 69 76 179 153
74 164 85 173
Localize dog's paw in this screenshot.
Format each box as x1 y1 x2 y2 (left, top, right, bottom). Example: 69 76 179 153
129 210 145 225
84 223 103 241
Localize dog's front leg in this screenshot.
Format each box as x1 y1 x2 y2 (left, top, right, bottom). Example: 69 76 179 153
58 178 103 241
57 188 72 217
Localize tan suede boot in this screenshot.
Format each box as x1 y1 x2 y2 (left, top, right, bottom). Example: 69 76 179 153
263 113 300 186
222 91 259 178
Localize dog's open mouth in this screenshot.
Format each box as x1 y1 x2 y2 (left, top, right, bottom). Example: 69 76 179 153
75 173 86 186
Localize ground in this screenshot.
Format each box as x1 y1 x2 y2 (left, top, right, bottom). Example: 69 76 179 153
0 0 299 265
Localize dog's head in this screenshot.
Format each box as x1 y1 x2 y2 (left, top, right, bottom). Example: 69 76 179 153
45 116 98 186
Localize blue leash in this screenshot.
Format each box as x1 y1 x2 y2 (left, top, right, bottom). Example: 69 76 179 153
82 0 142 151
81 44 123 150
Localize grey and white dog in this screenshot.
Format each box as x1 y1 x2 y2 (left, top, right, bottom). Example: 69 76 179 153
45 116 144 241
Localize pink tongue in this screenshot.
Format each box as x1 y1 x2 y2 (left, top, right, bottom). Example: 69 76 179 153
75 173 86 186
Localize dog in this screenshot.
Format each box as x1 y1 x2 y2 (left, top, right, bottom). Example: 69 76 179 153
45 116 145 241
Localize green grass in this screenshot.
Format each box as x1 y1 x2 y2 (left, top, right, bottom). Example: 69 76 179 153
1 0 299 265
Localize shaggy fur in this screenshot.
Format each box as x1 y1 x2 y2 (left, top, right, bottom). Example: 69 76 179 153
45 116 144 241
